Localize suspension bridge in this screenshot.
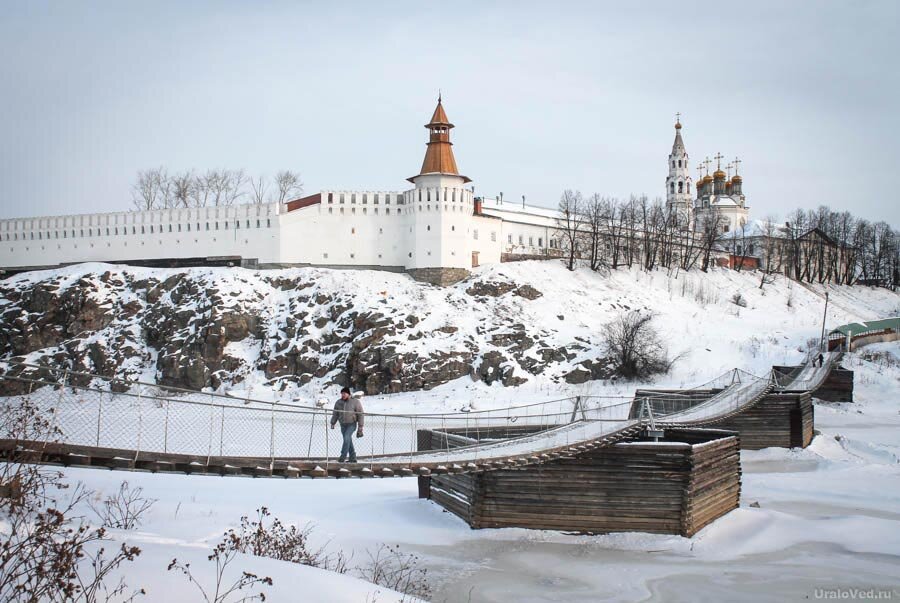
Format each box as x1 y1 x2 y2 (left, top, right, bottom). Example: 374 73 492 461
0 352 842 480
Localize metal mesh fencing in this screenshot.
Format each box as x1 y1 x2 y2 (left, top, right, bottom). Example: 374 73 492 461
0 362 794 464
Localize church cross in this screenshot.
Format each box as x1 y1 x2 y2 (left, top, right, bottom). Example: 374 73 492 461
675 112 681 124
714 152 724 169
726 163 733 178
697 165 704 179
733 156 742 175
703 157 712 174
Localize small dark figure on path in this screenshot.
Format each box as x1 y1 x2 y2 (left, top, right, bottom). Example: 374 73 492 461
815 352 825 367
331 387 364 463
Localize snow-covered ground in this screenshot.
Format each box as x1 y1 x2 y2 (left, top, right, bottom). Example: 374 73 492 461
5 263 900 599
55 341 900 602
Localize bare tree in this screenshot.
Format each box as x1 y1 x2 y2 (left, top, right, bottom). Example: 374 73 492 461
584 193 607 272
201 169 248 207
698 213 726 272
273 170 303 204
556 189 585 271
249 175 270 205
131 167 168 211
170 170 195 209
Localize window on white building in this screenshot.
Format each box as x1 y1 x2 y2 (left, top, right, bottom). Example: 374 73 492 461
362 194 367 204
528 236 533 246
538 237 543 247
328 193 333 203
491 231 496 242
518 235 523 245
508 234 512 244
473 229 478 240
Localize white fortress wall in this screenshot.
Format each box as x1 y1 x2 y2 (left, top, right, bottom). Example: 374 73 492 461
279 190 411 268
1 203 281 269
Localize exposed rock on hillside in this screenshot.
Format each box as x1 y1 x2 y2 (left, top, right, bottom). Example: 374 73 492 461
0 265 608 396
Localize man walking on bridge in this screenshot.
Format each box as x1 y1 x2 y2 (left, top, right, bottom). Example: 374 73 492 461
331 387 364 463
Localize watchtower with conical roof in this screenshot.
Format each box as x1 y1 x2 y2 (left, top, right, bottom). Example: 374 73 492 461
403 97 476 285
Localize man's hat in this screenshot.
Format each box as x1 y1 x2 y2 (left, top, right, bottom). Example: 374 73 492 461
340 387 351 395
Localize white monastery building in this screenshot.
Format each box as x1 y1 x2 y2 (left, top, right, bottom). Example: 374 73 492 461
0 102 750 284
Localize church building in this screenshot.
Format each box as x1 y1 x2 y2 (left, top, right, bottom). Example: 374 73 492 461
664 116 750 234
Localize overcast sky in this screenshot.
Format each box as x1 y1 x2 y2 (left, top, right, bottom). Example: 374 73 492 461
1 1 898 224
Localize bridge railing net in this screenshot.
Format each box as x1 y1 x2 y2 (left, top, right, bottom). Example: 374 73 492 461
0 363 775 463
0 370 606 460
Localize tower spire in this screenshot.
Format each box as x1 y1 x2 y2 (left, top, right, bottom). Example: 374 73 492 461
409 98 470 183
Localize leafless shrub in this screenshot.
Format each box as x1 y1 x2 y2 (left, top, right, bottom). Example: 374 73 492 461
357 544 431 601
0 396 143 601
602 311 674 380
168 535 273 603
731 292 748 308
859 349 900 369
214 509 428 600
227 507 351 573
89 481 156 530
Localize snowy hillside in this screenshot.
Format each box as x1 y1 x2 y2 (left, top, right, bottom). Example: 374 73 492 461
1 261 898 414
55 341 900 601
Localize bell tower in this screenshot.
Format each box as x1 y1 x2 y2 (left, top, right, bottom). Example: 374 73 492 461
665 114 693 227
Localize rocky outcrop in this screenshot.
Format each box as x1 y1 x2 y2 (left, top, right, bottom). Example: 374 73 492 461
0 266 607 396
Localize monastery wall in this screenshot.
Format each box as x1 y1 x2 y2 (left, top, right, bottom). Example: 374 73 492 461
0 203 281 270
